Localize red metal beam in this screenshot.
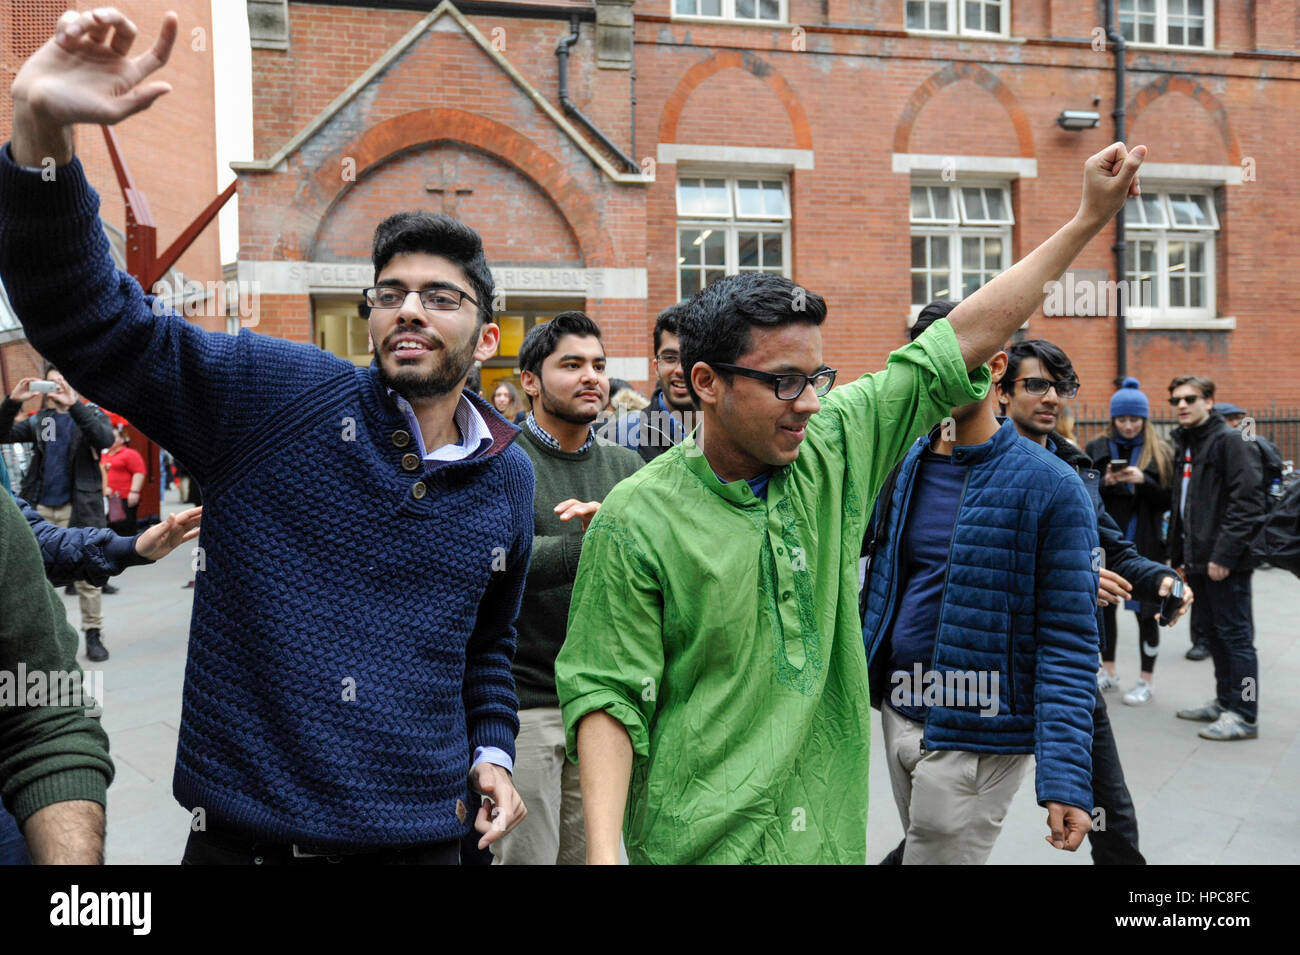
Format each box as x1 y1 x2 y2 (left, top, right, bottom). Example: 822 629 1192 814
101 127 158 284
97 125 238 523
147 178 238 289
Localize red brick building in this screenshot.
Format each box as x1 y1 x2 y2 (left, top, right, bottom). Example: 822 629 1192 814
1 0 222 508
1 0 224 376
219 2 1300 442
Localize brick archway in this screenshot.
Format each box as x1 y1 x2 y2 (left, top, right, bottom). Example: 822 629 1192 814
893 63 1035 157
1126 76 1240 164
657 50 812 149
288 108 614 266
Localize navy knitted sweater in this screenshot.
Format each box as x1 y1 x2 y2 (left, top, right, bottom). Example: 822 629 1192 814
0 147 535 848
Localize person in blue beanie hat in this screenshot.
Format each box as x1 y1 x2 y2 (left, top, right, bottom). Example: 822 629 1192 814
1086 378 1176 704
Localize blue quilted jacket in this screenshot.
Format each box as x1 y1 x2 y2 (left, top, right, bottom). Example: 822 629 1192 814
862 419 1100 811
15 494 150 587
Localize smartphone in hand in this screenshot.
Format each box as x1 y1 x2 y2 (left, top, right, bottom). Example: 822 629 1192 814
1159 577 1184 627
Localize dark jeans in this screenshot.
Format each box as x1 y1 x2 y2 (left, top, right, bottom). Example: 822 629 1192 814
181 826 460 865
1089 688 1145 865
1189 608 1211 649
1186 570 1258 722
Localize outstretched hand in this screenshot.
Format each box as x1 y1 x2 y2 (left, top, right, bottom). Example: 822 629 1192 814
134 506 202 561
1076 141 1147 232
11 8 178 165
554 498 601 532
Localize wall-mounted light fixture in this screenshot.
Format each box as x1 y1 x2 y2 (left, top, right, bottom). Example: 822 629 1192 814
1056 110 1101 131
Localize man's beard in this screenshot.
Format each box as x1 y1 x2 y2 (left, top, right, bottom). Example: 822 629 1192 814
376 332 479 401
538 378 600 426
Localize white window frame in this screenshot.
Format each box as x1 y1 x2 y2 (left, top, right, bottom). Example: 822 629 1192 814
904 0 1011 39
1123 187 1218 326
672 0 787 25
676 174 791 300
1118 0 1214 51
909 180 1013 320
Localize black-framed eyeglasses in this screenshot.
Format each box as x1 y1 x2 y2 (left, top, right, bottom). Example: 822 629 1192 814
710 362 837 400
1009 376 1080 399
1169 394 1203 406
362 285 479 312
656 351 681 367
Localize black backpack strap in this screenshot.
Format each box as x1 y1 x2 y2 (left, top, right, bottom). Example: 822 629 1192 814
863 460 904 560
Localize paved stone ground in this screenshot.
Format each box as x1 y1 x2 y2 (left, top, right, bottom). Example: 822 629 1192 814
81 492 1300 864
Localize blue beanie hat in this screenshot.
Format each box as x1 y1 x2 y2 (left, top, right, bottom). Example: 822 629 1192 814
1110 377 1150 419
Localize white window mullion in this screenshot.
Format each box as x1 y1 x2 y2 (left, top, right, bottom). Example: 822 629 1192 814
946 232 961 303
1156 237 1170 312
1205 235 1216 316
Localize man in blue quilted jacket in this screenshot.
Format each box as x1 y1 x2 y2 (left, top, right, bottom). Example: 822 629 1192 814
1003 339 1192 865
863 303 1101 864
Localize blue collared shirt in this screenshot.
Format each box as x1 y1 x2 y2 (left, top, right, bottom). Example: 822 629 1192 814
387 389 494 462
385 387 512 776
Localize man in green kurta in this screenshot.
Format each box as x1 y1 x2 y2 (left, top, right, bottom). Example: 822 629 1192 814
556 141 1149 864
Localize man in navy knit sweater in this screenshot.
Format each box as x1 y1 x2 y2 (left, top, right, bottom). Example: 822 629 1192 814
2 9 532 863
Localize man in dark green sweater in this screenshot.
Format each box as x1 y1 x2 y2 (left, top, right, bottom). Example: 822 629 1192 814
0 489 114 863
496 312 642 865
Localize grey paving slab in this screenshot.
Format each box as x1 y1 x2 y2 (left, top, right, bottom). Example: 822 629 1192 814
1136 803 1241 865
104 785 190 866
106 722 181 785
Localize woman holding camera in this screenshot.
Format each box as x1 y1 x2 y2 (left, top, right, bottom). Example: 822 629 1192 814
1087 378 1175 705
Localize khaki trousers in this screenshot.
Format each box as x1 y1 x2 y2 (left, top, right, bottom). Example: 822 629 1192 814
881 703 1031 865
494 707 585 865
36 503 103 632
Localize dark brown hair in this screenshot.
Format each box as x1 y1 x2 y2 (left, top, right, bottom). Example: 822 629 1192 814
1168 375 1215 400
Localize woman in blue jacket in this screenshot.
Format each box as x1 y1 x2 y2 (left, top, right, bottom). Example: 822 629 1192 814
1086 379 1174 706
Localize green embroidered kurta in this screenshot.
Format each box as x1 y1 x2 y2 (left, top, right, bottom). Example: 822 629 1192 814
555 319 989 864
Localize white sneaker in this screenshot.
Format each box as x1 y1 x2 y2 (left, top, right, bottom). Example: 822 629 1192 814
1122 680 1153 706
1097 668 1121 692
1198 709 1258 741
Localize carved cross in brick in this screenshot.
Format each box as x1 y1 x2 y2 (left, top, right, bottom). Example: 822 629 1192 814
425 162 473 217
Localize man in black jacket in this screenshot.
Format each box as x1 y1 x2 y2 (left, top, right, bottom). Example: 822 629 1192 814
1 366 116 660
1002 340 1191 864
1167 376 1263 741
